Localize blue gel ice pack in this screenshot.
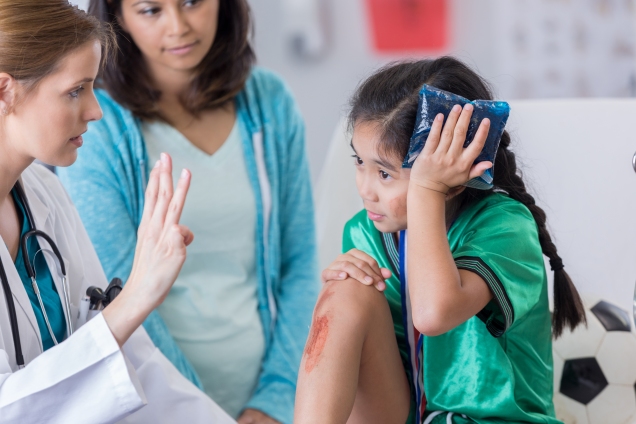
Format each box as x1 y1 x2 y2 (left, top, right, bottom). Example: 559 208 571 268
403 84 510 190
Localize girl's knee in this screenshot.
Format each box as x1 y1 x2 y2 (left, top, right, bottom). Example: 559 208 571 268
314 279 388 323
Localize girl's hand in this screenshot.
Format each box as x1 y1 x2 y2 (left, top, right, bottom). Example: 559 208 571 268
237 409 280 424
410 103 492 194
321 249 392 291
103 153 192 346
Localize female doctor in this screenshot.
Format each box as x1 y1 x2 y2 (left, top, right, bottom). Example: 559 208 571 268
0 1 235 423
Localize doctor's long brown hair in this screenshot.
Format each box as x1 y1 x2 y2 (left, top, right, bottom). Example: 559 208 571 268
0 0 112 91
349 57 586 338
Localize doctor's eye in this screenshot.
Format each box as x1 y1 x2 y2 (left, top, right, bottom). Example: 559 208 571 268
352 155 363 166
69 86 84 99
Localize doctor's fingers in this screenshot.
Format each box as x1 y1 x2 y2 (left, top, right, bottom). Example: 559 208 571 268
138 160 162 236
152 224 189 270
166 224 193 248
149 153 175 232
163 168 191 227
180 224 194 246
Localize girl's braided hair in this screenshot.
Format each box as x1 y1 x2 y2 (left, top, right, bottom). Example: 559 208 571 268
349 57 585 337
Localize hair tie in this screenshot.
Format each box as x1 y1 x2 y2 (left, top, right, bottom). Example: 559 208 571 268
550 257 564 271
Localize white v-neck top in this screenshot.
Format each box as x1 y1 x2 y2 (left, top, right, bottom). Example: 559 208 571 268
142 119 264 418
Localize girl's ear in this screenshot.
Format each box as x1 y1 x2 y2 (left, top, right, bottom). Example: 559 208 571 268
0 73 18 116
445 186 466 201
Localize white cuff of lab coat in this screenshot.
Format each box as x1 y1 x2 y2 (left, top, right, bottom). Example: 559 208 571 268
0 312 147 424
90 312 148 412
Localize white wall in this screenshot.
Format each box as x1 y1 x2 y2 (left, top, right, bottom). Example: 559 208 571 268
250 0 636 180
71 0 88 10
505 99 636 316
248 0 500 180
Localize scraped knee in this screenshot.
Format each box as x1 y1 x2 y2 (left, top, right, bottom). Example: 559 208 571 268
314 279 388 325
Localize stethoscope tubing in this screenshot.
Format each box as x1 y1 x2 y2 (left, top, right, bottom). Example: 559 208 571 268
19 228 73 339
1 181 72 367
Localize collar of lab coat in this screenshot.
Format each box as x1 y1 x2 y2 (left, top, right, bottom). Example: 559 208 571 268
0 172 71 360
0 241 42 359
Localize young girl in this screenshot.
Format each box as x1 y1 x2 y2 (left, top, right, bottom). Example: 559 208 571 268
58 1 318 423
294 57 585 424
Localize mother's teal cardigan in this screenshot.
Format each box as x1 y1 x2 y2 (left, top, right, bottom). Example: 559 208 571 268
58 67 319 424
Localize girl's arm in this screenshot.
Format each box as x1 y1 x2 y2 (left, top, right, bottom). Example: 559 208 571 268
406 104 494 336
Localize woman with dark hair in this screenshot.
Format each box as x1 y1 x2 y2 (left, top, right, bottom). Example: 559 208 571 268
57 1 318 423
294 57 585 423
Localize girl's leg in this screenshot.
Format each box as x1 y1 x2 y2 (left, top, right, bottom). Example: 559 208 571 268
294 279 410 424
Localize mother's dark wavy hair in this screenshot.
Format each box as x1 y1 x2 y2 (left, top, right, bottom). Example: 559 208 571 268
88 0 255 120
349 57 586 338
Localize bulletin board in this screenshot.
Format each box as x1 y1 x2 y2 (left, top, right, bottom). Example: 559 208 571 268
494 0 636 99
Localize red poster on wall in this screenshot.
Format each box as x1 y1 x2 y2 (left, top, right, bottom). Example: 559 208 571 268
365 0 448 52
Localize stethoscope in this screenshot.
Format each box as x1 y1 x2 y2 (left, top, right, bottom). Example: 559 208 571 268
0 181 74 368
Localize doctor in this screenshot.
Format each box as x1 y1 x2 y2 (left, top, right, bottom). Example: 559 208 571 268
0 1 236 423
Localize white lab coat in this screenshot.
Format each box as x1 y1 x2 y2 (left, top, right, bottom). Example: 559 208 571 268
0 164 237 424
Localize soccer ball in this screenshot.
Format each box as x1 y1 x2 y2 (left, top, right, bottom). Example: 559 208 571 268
553 296 636 424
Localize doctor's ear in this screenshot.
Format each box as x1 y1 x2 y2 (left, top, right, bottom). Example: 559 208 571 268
0 73 19 117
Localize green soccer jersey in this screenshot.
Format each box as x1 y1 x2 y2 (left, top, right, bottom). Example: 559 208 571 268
342 193 560 424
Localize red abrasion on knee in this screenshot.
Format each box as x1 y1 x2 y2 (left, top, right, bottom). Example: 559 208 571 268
314 286 335 310
304 315 329 373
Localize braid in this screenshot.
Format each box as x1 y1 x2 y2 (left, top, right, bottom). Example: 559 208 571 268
491 132 586 338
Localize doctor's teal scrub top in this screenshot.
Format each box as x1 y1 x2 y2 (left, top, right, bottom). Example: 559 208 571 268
12 189 65 351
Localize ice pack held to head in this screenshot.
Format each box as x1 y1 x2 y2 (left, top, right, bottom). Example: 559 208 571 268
403 84 510 190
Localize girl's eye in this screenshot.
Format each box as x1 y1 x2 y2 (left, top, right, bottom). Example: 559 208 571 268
69 86 84 99
379 170 390 180
183 0 201 7
352 155 363 165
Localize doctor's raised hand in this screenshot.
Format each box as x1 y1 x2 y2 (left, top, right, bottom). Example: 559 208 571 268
103 153 193 347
